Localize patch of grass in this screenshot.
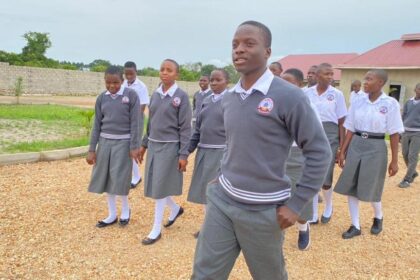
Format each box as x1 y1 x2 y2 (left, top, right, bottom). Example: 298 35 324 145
3 136 89 153
0 104 93 124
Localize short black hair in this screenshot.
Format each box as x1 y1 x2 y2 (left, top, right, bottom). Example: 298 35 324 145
200 75 210 80
368 69 388 84
105 65 123 80
316 63 333 73
124 61 137 70
212 68 230 82
239 20 272 48
416 83 420 89
270 62 282 69
163 58 180 73
351 79 361 86
284 68 304 83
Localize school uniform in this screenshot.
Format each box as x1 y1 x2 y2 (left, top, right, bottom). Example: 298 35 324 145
122 78 150 134
335 93 404 201
306 85 348 186
88 87 141 196
349 90 367 105
192 88 212 129
188 90 227 204
192 70 331 279
142 83 192 199
401 97 420 182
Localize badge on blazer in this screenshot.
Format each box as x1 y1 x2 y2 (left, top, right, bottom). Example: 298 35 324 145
257 98 274 114
326 94 335 101
122 96 130 104
379 106 388 114
172 97 181 107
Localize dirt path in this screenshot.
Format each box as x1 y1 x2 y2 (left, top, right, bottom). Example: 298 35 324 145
0 153 419 279
0 95 97 109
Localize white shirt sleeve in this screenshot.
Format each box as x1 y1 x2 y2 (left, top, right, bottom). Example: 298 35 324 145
386 100 404 135
343 103 355 132
336 92 348 120
138 83 150 105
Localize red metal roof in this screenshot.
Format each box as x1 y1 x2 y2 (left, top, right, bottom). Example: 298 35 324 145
278 53 358 80
337 39 420 69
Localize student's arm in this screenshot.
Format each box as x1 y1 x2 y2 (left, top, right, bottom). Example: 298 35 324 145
192 92 197 112
389 134 399 176
402 101 408 121
139 95 152 163
280 92 332 229
337 117 346 161
336 92 348 158
129 91 141 162
387 100 405 176
86 94 103 164
178 94 192 171
139 83 149 114
338 131 354 168
188 104 203 154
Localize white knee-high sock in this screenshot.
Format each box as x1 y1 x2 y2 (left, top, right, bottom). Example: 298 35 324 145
322 188 333 217
148 198 166 239
297 221 308 231
166 196 180 221
103 194 117 223
120 195 130 220
348 196 360 230
131 160 141 184
371 202 383 219
311 193 319 222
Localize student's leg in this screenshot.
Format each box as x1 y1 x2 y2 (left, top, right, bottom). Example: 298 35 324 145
406 134 420 182
371 201 383 234
235 206 288 280
166 196 181 220
192 197 240 280
322 185 333 219
348 196 360 229
310 194 319 223
131 159 141 185
102 194 117 223
371 201 383 219
119 195 130 220
401 133 410 169
147 198 166 239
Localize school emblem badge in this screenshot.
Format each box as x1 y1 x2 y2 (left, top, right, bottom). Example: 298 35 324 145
122 96 130 104
379 106 388 114
172 97 181 107
326 94 335 101
257 98 274 114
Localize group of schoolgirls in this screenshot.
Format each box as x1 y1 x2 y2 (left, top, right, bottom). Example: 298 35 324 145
86 59 230 245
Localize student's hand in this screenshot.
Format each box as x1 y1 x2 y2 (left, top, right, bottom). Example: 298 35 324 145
276 206 298 230
86 152 96 165
130 149 140 164
139 147 147 164
338 152 346 168
335 150 341 164
178 159 188 172
388 161 398 177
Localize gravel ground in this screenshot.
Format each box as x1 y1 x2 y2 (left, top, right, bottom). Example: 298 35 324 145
1 152 419 279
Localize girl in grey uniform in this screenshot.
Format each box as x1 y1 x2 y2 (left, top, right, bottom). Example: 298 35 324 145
306 63 347 224
188 69 228 238
399 83 420 188
335 69 404 239
139 59 192 245
86 66 141 228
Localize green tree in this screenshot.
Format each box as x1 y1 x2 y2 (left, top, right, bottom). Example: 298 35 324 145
89 59 112 72
201 64 217 77
21 32 51 62
223 64 240 83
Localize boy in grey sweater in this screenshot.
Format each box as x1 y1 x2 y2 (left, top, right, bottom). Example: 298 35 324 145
399 83 420 188
191 21 331 280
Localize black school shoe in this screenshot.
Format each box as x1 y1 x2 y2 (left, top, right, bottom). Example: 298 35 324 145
163 207 184 228
298 226 311 251
321 212 332 224
142 234 161 245
342 225 361 239
96 217 118 228
130 178 142 189
370 218 383 235
119 209 131 226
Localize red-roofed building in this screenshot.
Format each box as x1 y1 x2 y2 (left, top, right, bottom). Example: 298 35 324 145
336 33 420 104
277 53 358 82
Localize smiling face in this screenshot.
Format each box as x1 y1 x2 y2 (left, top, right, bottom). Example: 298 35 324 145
105 74 123 94
363 71 385 94
232 24 271 76
124 67 137 84
159 60 178 88
351 80 362 93
198 76 210 91
210 70 228 94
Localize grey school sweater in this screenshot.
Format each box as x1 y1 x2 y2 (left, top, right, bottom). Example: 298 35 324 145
189 94 226 153
89 87 141 152
142 88 192 159
402 99 420 131
219 77 331 215
192 89 212 118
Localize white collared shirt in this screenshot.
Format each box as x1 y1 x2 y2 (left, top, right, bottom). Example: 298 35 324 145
105 86 124 96
345 93 404 134
411 96 420 105
122 78 150 105
306 85 348 124
211 89 227 102
349 90 366 105
199 88 211 95
156 83 178 98
229 68 274 99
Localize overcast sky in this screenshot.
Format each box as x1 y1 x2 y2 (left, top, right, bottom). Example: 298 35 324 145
1 0 419 68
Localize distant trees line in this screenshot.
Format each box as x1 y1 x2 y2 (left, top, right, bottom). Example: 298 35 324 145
0 32 240 82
